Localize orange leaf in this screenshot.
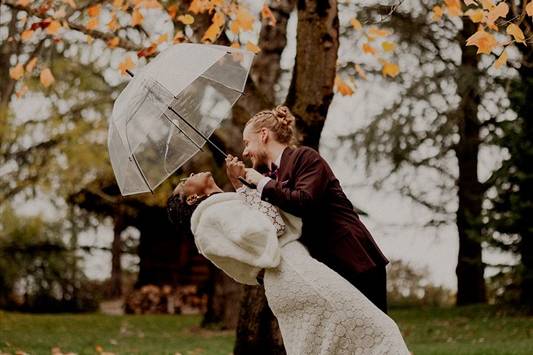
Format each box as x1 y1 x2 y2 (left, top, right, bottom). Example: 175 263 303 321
107 14 120 31
351 18 362 30
334 76 354 96
40 68 55 87
178 14 195 25
87 17 99 30
167 4 178 18
87 4 101 17
432 6 444 21
445 0 463 16
527 1 533 17
17 0 31 6
362 43 376 55
113 0 124 9
261 5 276 26
494 49 508 69
230 42 240 48
107 37 120 48
486 2 508 25
141 0 162 9
21 29 34 41
25 57 38 74
245 41 260 54
119 56 135 75
367 26 392 38
506 23 525 43
480 0 494 10
131 8 144 26
466 29 497 54
188 0 210 14
231 7 255 33
9 64 24 80
382 61 399 78
46 20 62 35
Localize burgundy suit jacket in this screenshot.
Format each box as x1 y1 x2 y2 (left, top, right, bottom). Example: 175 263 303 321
261 146 389 275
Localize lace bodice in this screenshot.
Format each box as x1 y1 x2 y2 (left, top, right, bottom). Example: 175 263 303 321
237 186 286 237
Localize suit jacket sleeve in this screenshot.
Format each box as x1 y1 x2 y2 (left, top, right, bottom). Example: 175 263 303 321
261 148 329 217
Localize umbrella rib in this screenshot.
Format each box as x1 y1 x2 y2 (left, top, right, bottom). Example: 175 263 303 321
129 153 154 194
199 74 246 96
161 111 204 152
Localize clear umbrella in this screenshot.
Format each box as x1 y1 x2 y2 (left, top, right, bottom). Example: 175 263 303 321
108 43 255 196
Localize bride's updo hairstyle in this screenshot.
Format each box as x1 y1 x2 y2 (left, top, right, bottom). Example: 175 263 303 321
245 105 297 146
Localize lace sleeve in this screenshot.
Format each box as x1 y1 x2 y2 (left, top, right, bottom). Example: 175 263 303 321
237 186 286 237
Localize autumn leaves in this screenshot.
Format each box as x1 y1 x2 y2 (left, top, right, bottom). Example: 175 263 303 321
434 0 533 69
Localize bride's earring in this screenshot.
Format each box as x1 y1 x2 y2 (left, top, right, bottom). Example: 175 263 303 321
186 194 198 205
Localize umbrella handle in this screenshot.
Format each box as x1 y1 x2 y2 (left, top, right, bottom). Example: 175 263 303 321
238 177 256 189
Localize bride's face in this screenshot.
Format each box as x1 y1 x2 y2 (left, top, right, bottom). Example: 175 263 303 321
175 172 213 198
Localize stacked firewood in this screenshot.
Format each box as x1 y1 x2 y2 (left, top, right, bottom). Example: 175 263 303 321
124 284 207 314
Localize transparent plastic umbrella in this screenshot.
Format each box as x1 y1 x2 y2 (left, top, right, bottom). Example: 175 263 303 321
108 43 255 196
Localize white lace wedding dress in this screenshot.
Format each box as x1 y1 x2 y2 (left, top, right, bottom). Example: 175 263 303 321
191 187 410 355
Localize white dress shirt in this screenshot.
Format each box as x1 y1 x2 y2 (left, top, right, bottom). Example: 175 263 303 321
257 148 285 194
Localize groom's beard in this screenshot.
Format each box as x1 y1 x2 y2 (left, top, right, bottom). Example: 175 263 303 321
252 150 270 175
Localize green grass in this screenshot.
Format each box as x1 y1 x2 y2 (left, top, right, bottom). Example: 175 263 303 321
0 305 531 354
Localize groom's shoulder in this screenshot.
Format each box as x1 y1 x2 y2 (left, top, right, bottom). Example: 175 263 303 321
291 146 322 162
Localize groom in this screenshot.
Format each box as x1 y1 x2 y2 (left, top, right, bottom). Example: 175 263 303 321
226 106 390 313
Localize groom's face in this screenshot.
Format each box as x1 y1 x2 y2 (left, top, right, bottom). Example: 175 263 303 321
242 125 270 174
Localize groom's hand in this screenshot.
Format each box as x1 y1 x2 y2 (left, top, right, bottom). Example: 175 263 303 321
245 168 263 186
225 155 245 189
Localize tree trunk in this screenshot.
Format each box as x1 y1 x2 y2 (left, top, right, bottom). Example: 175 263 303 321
454 20 486 305
234 1 339 353
110 214 125 298
285 0 339 150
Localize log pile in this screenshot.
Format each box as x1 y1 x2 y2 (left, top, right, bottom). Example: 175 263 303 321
124 284 207 314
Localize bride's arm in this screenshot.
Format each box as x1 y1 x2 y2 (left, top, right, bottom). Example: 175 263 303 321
237 186 286 236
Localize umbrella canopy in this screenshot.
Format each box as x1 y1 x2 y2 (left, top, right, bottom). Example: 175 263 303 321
108 43 254 196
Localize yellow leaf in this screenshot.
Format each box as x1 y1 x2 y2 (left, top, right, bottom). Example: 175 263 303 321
486 2 508 25
86 35 94 43
432 6 444 21
131 9 144 26
119 56 135 75
16 0 31 6
172 30 184 44
113 0 124 9
506 23 525 43
245 41 261 53
46 20 62 35
202 13 225 43
261 5 276 26
351 18 362 30
355 64 367 80
494 49 508 69
178 14 195 25
445 0 463 16
382 61 399 78
157 33 168 44
141 0 162 9
40 68 55 88
362 43 376 55
87 17 99 30
9 64 24 80
87 4 101 17
25 57 37 74
334 76 354 96
188 0 210 14
382 41 396 52
107 14 120 31
230 42 240 48
16 84 29 98
466 29 497 54
21 29 34 41
465 9 484 23
527 1 533 17
107 37 120 48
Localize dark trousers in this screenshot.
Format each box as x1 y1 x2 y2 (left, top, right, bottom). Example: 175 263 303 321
341 264 388 314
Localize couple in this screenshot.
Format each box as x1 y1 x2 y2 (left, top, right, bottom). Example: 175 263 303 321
167 106 410 354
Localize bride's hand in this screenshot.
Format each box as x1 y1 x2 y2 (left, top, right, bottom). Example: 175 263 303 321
245 168 263 185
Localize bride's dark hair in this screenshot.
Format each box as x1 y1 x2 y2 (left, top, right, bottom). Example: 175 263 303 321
166 192 207 236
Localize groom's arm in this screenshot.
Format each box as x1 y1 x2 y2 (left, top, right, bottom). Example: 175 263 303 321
261 148 329 217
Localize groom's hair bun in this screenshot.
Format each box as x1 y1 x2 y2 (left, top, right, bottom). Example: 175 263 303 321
246 105 297 145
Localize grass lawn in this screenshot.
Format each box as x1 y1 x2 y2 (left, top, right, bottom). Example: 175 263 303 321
0 305 531 354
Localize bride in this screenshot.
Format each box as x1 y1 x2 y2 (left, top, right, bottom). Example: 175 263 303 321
167 171 410 355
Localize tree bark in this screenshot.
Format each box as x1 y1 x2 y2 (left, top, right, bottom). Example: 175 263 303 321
110 214 125 298
285 0 339 150
454 20 486 305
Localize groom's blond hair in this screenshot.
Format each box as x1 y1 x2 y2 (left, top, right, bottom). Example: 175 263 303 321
246 105 297 146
